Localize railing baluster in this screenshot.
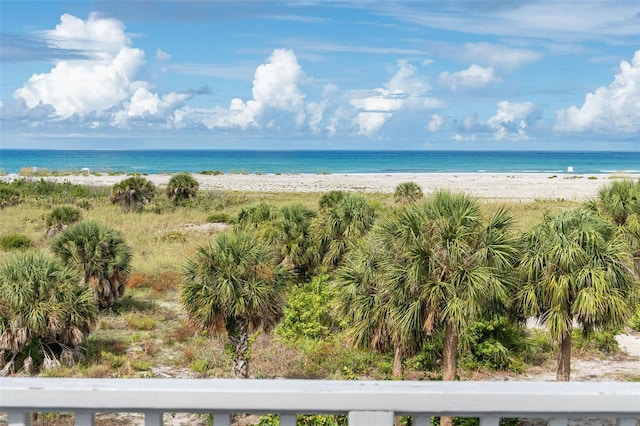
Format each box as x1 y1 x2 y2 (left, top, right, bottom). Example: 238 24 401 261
617 419 637 426
480 416 500 426
74 411 95 426
280 414 297 426
213 413 231 426
549 418 569 426
7 411 29 426
348 411 394 426
143 411 163 426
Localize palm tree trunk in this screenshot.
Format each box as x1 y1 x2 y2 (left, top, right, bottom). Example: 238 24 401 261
229 321 250 379
556 328 572 381
442 322 458 381
392 343 403 379
440 322 458 426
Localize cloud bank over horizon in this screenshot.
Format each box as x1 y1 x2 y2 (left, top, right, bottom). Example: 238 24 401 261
1 2 639 150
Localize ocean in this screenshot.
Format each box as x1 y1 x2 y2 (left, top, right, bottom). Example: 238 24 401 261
1 150 639 175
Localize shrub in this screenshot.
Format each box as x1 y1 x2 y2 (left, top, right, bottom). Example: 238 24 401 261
277 276 339 341
51 221 132 309
0 234 32 250
45 206 81 238
110 175 156 212
394 181 424 204
630 305 640 332
0 252 97 374
167 173 199 205
125 313 156 331
0 184 21 208
206 212 234 223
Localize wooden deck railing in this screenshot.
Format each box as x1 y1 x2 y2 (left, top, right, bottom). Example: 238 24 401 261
1 378 638 425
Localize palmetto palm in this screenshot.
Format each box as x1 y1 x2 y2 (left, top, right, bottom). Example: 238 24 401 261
166 173 199 205
0 252 97 374
394 181 424 205
51 221 132 309
110 175 156 212
516 208 636 381
275 203 317 279
588 178 640 226
387 192 517 382
181 230 291 378
587 178 640 274
334 235 423 379
312 194 377 271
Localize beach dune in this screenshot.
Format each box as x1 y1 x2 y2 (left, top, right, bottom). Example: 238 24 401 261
2 172 638 202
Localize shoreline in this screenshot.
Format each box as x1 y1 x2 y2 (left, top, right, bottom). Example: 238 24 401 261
2 172 639 202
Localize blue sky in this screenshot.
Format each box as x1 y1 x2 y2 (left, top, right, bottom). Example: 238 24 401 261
1 1 639 150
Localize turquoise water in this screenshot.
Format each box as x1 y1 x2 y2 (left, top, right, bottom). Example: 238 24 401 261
1 150 639 175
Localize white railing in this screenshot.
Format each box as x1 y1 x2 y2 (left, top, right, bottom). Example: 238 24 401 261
1 378 639 426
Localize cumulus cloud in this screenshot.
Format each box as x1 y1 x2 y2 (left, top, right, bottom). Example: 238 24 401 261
203 48 306 129
439 65 498 91
13 13 185 126
113 87 191 125
555 50 640 133
356 112 392 136
454 102 540 141
487 101 538 140
14 13 146 118
427 114 445 131
347 60 441 136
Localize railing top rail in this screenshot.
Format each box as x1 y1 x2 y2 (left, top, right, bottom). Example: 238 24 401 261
1 378 639 417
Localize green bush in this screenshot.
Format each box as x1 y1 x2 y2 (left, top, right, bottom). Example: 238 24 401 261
167 173 199 205
0 184 21 208
630 305 640 332
45 206 82 238
110 175 156 212
206 212 234 223
0 234 33 250
277 276 339 341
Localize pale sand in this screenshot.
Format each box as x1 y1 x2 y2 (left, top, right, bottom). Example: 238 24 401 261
2 172 639 201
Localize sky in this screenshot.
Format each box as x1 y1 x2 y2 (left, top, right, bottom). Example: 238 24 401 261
1 1 639 151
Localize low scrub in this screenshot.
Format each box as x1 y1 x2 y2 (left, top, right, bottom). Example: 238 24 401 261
0 233 32 250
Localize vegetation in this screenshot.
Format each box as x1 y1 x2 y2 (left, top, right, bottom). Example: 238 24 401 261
45 205 82 238
394 181 424 204
181 229 291 378
51 221 132 309
0 252 97 374
110 175 156 212
0 177 637 419
0 234 32 251
516 208 637 381
167 173 199 205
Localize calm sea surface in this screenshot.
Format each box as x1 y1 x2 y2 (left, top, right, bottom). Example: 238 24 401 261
1 150 639 175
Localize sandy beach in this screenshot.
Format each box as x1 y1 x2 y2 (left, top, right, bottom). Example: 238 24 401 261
3 172 639 202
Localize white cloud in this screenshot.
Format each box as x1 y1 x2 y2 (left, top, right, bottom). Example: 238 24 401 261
347 60 440 136
439 65 498 91
555 50 640 133
113 87 191 125
204 48 306 129
155 48 171 61
356 112 392 136
427 114 445 132
14 28 145 118
452 134 476 142
459 42 542 69
487 101 537 140
306 100 328 134
13 12 185 127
